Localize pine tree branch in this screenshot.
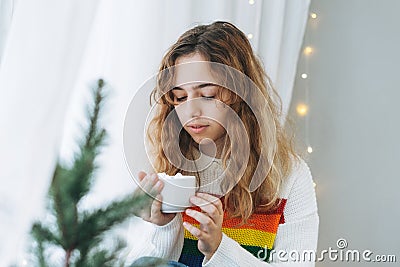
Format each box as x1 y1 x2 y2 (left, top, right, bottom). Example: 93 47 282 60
65 249 72 267
30 79 155 266
76 193 150 257
31 223 52 267
76 239 126 267
48 80 107 251
31 222 62 247
50 164 79 250
64 79 107 206
85 79 105 149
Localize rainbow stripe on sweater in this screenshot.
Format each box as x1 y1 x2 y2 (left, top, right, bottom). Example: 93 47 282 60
178 199 287 266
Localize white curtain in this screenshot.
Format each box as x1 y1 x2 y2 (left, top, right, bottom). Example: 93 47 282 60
0 0 14 64
0 0 310 265
0 0 100 265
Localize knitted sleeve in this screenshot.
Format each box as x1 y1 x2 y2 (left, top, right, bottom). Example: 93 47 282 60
202 158 319 267
127 213 184 261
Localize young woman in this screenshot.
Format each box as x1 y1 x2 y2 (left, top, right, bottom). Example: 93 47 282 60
130 21 318 266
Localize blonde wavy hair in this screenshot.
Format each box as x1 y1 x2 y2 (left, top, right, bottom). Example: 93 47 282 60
147 21 299 222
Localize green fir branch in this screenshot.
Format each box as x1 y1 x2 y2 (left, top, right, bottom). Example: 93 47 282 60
50 163 79 250
30 79 157 267
76 193 151 258
72 79 107 204
85 79 105 149
31 222 62 247
31 223 51 267
76 239 126 267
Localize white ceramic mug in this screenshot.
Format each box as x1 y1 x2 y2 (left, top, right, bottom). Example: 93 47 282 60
158 173 196 213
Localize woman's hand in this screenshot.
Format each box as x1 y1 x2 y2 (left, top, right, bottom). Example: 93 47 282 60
133 171 176 226
183 192 224 260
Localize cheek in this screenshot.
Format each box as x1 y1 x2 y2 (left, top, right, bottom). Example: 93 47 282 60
204 105 228 125
174 108 185 125
174 105 191 126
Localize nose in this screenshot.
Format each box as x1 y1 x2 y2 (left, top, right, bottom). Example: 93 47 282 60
187 97 202 118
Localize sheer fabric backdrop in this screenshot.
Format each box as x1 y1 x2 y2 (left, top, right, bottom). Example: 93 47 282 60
0 0 310 265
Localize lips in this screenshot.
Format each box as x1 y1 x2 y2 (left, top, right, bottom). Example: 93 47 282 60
187 124 209 134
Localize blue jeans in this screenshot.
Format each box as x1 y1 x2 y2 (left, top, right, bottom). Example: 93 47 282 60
129 256 188 267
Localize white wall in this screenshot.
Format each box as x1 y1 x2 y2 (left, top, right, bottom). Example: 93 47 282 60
289 0 400 266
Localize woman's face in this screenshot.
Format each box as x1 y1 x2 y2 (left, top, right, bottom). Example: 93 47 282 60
171 53 230 152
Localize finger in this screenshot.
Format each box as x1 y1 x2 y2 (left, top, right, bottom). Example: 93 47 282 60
196 193 224 215
190 196 221 223
141 174 159 195
183 222 203 239
133 176 152 200
140 192 161 222
148 179 164 198
134 177 157 201
138 171 147 181
132 172 149 196
150 193 163 216
185 209 214 228
134 197 152 221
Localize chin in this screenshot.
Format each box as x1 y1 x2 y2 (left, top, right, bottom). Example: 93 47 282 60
197 138 216 146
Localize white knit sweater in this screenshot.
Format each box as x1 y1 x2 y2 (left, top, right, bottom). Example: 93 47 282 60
127 154 319 266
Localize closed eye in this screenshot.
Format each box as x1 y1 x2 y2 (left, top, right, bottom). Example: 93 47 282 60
175 96 187 102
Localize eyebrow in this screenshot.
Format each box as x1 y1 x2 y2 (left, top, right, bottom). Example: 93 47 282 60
171 83 217 91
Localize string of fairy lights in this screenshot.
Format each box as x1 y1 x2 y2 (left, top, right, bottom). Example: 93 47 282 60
247 0 255 39
245 0 318 157
297 11 318 189
297 11 318 156
245 1 318 188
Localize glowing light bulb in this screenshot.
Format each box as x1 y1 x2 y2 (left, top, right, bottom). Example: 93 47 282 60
307 146 313 153
313 181 316 188
247 33 253 39
301 73 308 79
310 13 317 19
249 0 255 5
22 259 28 266
304 46 313 55
296 103 309 116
